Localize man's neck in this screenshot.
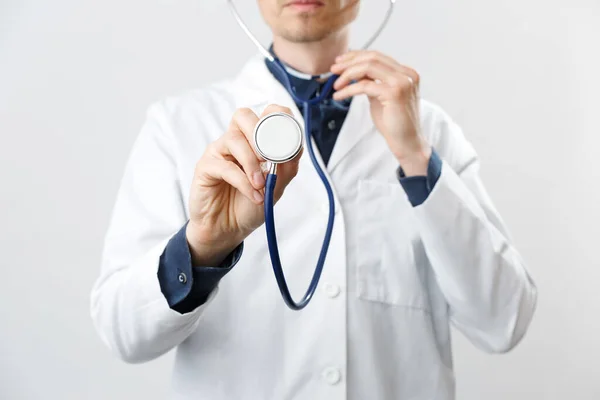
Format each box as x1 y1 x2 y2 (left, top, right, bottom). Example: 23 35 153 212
272 32 349 76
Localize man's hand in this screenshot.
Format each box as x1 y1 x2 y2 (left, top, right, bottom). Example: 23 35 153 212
186 105 301 267
331 50 431 176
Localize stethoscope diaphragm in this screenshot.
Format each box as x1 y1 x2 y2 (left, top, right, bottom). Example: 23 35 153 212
253 112 303 164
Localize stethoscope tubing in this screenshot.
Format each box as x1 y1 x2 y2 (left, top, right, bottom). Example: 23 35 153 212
263 60 339 310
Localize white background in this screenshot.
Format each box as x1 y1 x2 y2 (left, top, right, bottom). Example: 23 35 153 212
1 0 599 399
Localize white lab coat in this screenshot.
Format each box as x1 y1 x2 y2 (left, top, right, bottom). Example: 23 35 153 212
91 54 537 400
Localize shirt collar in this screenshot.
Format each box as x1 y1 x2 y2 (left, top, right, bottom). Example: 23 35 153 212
264 45 331 102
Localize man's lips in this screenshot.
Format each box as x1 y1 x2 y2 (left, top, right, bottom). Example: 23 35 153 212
285 0 325 11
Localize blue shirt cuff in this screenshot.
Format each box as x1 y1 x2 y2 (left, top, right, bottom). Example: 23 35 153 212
157 222 243 314
396 148 443 207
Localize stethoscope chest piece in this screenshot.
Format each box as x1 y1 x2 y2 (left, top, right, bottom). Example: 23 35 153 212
254 112 303 164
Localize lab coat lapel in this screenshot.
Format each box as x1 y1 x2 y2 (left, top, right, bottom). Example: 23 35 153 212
326 94 376 173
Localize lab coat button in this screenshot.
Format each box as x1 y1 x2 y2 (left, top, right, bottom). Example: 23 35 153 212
322 367 341 385
178 272 187 284
323 283 340 298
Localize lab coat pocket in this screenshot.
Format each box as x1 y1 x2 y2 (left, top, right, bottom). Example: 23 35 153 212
356 179 431 311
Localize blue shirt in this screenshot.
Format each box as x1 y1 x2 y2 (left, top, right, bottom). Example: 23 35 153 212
156 56 443 314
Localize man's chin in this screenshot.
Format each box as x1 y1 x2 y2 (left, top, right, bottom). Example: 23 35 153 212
279 22 332 43
282 30 330 43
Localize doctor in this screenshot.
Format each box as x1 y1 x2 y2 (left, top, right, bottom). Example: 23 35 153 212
91 0 537 399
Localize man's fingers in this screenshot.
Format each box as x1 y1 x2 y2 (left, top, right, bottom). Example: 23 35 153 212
202 158 264 205
215 131 266 190
230 108 263 160
334 50 400 71
222 108 268 190
335 50 362 63
260 104 294 119
332 51 421 89
333 60 395 90
395 65 420 88
333 79 386 101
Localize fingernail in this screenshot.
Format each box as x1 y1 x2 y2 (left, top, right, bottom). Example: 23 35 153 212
253 190 264 203
253 171 265 187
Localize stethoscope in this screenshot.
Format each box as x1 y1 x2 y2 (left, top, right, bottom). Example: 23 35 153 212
227 0 397 310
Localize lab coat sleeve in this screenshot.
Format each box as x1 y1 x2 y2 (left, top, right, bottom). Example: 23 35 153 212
414 107 537 353
90 103 215 364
